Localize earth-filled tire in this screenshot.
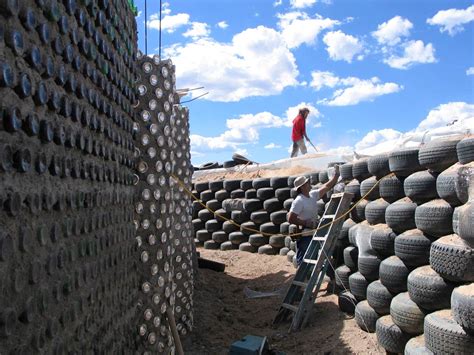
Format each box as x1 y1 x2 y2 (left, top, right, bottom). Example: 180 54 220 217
429 234 474 282
198 209 214 222
335 265 352 290
436 163 462 206
394 229 433 268
224 179 242 191
240 221 259 236
360 176 380 200
215 189 230 202
454 162 473 204
196 229 212 242
245 189 257 199
200 190 214 203
239 242 257 253
355 300 379 333
385 197 417 233
269 234 285 248
318 170 329 184
223 220 240 234
340 163 354 181
230 189 245 199
343 246 358 271
275 187 292 202
338 291 357 315
339 218 356 241
379 175 405 203
367 280 394 315
260 222 279 235
209 180 224 192
270 210 287 225
458 201 474 247
192 218 204 232
451 283 474 335
203 240 220 250
214 208 231 223
418 136 462 172
365 198 389 225
258 244 277 255
344 179 361 201
248 234 269 247
407 265 454 311
220 241 237 250
279 247 290 256
358 255 381 281
368 153 391 179
424 309 474 354
212 231 228 243
379 256 410 293
256 187 275 200
270 176 288 189
230 210 250 224
263 198 283 214
228 231 248 245
349 272 369 301
240 179 253 191
252 178 271 189
195 181 209 193
205 219 222 233
199 162 219 170
370 224 396 257
287 250 296 262
352 159 371 181
403 171 439 203
404 335 433 355
376 315 413 354
389 148 422 177
243 199 263 213
251 210 270 225
415 199 453 238
390 292 426 335
283 198 294 211
352 199 368 223
456 137 474 164
280 222 290 235
206 199 222 212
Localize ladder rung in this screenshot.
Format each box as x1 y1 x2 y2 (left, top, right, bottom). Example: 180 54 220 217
281 303 299 312
303 258 319 265
322 214 336 219
292 280 308 288
313 237 326 242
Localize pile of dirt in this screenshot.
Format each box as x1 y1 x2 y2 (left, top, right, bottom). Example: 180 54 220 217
193 165 316 183
185 249 382 354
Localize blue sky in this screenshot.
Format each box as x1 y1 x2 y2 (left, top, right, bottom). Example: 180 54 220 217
135 0 474 165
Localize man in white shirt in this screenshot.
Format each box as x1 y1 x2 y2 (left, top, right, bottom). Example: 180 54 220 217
288 166 340 266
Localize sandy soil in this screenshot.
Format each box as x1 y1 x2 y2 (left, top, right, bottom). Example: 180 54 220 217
193 165 317 183
184 249 383 355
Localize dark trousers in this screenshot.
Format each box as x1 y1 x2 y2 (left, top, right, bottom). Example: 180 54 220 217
296 235 312 266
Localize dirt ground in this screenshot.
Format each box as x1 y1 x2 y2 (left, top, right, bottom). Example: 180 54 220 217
184 249 383 355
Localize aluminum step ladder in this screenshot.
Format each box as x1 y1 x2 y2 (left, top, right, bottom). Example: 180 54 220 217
273 192 353 332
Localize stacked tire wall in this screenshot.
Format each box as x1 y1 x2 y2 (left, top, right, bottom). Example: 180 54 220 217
134 56 194 353
0 0 139 353
335 136 474 354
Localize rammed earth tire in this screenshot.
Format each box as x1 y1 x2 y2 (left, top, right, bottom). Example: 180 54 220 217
215 208 230 222
367 280 394 315
256 187 275 200
389 148 422 177
424 310 474 354
243 199 263 213
365 198 389 225
270 210 287 225
240 179 253 190
344 179 361 201
318 170 329 183
279 247 290 256
360 176 380 201
404 335 433 355
385 198 417 233
390 292 426 335
459 202 474 247
352 159 371 181
455 162 474 204
250 210 270 225
355 300 379 333
270 176 288 189
275 187 291 202
229 231 247 245
209 180 224 192
240 221 258 236
343 246 358 271
248 234 269 247
340 163 354 181
239 242 257 253
269 234 285 248
376 315 413 354
195 182 209 193
212 231 228 243
368 153 391 179
215 189 230 202
419 136 462 172
451 284 474 335
258 244 277 255
415 199 453 237
220 241 237 251
352 199 368 223
223 179 242 192
379 256 410 293
200 190 214 203
252 178 271 189
395 229 433 268
436 163 462 206
456 137 474 164
349 272 369 301
223 220 239 234
370 224 396 257
203 240 220 249
245 189 257 199
403 171 439 204
335 265 352 290
340 218 356 241
358 255 381 281
407 265 454 311
379 175 405 203
338 291 357 315
230 189 245 199
230 210 250 224
263 198 283 213
429 234 474 282
205 219 222 233
196 229 211 242
260 222 279 235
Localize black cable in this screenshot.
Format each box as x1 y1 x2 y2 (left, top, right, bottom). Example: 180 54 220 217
180 92 209 104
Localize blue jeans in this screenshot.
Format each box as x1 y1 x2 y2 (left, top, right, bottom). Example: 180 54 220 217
296 235 312 266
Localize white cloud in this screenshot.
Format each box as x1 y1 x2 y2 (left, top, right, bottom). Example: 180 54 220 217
284 102 321 127
415 102 474 132
183 22 210 39
355 129 403 150
372 16 413 46
217 21 228 29
190 103 321 153
310 71 402 106
277 12 340 48
273 0 283 6
265 143 282 149
427 5 474 35
162 2 171 15
290 0 317 8
467 67 474 75
165 26 299 102
323 30 364 63
147 13 190 32
384 40 436 69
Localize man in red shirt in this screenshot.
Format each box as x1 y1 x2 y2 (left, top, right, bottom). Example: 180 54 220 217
291 107 310 157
